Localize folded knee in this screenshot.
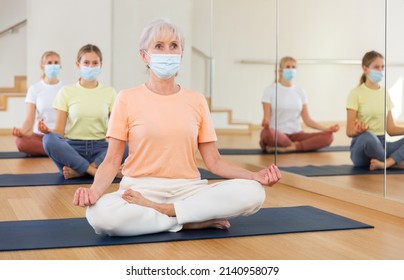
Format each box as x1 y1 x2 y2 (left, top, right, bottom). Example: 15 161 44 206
232 179 266 208
86 205 121 236
15 137 26 151
324 132 334 146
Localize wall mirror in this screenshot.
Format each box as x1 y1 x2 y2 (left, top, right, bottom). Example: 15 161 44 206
274 0 388 199
207 0 404 203
385 0 404 203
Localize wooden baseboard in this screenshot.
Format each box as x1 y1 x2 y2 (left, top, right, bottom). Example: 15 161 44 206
282 171 404 219
0 129 12 135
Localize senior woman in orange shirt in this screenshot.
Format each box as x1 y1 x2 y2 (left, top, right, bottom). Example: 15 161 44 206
73 18 281 237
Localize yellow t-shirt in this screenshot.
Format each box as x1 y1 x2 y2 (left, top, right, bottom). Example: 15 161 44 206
346 83 392 136
107 84 217 179
53 82 116 140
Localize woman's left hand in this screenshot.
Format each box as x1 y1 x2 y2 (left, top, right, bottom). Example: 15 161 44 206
327 124 340 132
253 164 282 187
38 118 50 134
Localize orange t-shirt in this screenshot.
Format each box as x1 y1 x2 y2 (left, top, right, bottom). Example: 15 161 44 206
107 84 217 178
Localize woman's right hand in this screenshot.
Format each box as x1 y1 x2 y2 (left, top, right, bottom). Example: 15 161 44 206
38 118 50 134
73 187 101 207
261 119 269 128
354 119 368 134
12 127 24 137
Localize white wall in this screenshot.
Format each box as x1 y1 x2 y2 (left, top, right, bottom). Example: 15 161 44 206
386 0 404 122
0 0 25 30
111 0 193 92
0 0 27 87
0 98 26 128
26 0 113 87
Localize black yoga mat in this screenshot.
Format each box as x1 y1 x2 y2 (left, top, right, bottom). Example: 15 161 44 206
218 145 349 155
280 164 404 177
0 151 46 159
0 168 223 187
0 206 373 251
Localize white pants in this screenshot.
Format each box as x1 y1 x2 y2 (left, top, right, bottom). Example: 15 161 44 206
86 176 265 236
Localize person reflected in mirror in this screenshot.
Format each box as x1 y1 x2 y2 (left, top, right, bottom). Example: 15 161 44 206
12 51 64 156
259 56 340 153
73 19 281 237
39 44 127 179
346 50 404 170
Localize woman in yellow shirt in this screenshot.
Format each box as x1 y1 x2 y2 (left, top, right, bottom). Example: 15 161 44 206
39 44 126 179
346 50 404 170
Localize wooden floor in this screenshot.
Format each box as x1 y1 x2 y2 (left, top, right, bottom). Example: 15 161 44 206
1 130 404 260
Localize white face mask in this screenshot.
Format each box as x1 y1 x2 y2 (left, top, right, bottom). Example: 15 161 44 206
147 53 181 80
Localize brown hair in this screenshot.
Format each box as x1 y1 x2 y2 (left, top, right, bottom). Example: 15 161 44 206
76 44 103 63
359 50 384 85
40 51 61 79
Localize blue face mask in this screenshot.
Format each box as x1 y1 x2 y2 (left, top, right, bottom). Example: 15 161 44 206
368 69 384 84
282 68 297 81
44 64 61 79
80 66 101 81
148 53 181 80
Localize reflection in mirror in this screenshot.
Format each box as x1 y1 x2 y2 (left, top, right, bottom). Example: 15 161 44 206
201 0 404 204
259 56 340 154
386 0 404 203
206 0 278 167
274 0 387 198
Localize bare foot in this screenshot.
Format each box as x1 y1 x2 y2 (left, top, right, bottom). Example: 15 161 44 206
183 219 231 230
268 142 297 153
275 147 289 153
63 166 84 180
284 142 297 152
394 161 404 169
122 189 231 231
265 146 276 153
370 158 397 170
122 189 175 216
369 159 385 170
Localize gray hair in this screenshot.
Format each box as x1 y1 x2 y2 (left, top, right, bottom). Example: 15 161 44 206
139 18 185 51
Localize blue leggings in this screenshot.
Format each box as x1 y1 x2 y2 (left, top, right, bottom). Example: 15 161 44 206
43 132 127 175
350 132 404 167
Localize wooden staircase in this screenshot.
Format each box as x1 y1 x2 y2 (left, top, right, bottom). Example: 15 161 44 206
205 97 253 134
0 76 27 111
